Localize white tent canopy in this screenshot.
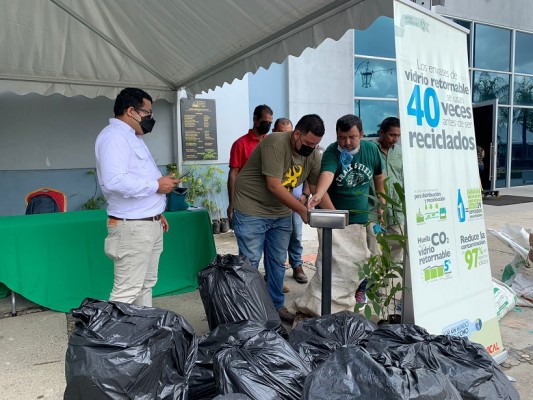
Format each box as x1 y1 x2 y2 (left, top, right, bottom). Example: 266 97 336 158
0 0 392 102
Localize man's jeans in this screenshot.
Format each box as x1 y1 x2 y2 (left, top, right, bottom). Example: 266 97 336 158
288 211 303 269
233 210 292 310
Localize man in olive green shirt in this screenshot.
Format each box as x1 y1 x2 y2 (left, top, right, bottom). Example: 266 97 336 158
232 114 325 324
367 117 404 262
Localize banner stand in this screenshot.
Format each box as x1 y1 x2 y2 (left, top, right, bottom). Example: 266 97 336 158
394 0 505 362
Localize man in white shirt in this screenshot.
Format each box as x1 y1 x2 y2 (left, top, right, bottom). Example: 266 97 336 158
95 87 179 306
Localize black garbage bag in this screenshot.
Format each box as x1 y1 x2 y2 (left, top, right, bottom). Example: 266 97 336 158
212 395 251 400
189 321 267 400
364 324 519 400
303 346 461 400
289 311 377 369
64 298 197 400
214 328 311 400
198 254 287 338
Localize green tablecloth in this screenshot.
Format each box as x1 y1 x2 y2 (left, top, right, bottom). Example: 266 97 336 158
0 209 216 312
0 283 9 298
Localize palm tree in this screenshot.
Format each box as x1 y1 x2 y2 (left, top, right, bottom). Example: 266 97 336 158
472 72 509 104
513 77 533 160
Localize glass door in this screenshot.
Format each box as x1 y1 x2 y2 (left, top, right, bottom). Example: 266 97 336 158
473 99 499 191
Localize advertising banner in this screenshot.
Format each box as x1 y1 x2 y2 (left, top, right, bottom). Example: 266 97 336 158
394 0 503 356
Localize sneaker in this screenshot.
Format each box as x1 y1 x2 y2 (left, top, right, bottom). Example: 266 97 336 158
278 306 295 324
292 266 308 284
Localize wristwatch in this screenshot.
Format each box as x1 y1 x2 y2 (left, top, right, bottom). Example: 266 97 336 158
302 193 311 199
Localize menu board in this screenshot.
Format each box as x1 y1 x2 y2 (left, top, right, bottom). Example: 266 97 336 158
180 99 218 161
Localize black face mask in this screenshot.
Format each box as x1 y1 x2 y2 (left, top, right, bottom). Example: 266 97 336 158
296 136 315 157
257 121 271 135
139 115 156 134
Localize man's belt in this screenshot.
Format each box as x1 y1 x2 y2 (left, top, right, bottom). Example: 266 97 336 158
108 214 162 222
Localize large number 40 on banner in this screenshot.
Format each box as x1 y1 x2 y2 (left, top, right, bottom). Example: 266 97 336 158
407 85 440 127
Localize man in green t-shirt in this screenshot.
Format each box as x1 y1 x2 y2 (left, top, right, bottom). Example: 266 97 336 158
294 114 384 317
367 117 404 262
232 114 325 324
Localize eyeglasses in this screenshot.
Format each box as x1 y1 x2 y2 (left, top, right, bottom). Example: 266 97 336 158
135 108 153 118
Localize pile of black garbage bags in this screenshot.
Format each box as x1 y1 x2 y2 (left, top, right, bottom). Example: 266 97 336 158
64 254 519 400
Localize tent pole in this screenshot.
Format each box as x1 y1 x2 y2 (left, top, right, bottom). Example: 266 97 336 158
176 90 184 173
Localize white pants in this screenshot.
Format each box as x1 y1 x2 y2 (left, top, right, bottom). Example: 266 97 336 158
294 224 371 317
105 219 163 307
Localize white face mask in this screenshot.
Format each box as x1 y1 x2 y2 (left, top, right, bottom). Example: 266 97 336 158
337 145 359 155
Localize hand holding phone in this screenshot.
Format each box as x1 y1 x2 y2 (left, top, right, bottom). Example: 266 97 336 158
178 171 190 180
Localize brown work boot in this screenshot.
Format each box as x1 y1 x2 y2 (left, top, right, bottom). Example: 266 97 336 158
293 266 308 284
278 306 295 324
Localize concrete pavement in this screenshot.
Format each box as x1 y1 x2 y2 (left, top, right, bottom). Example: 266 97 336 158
1 186 533 399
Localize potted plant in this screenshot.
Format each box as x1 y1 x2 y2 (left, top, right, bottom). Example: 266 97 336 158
165 163 191 211
357 181 408 324
81 169 106 210
180 163 225 233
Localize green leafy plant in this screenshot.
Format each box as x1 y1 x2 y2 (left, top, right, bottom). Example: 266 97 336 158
357 181 409 323
82 196 105 210
181 164 224 219
166 163 178 177
82 169 105 210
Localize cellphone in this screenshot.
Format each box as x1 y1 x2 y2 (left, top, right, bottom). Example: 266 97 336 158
178 171 190 180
